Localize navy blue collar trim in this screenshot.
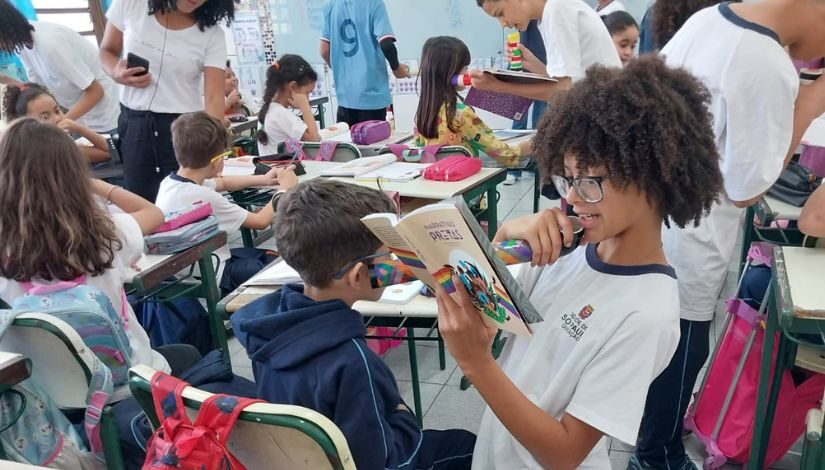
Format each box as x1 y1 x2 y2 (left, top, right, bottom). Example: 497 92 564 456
169 172 196 184
718 2 780 44
586 244 677 279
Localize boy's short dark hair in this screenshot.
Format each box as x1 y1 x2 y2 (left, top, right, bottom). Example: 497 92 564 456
275 179 396 288
534 55 723 228
171 112 229 169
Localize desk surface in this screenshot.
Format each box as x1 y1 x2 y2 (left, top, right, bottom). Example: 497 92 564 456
781 247 825 318
300 160 505 200
764 196 803 221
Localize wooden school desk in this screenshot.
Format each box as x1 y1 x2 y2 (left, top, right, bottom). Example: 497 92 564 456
749 246 825 468
218 263 444 427
125 231 232 364
299 160 507 239
229 118 258 136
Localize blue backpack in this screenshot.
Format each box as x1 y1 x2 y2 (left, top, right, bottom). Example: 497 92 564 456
12 277 133 385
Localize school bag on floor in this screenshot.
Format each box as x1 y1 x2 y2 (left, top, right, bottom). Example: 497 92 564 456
142 371 263 470
0 310 114 467
130 296 213 356
12 276 133 386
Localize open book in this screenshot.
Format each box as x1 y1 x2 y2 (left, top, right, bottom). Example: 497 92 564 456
355 162 424 183
362 199 542 337
482 69 558 84
320 154 398 177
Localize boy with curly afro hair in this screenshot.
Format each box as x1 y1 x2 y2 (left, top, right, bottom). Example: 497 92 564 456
434 55 723 470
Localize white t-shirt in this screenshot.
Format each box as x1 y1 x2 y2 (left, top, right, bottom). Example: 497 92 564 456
155 174 249 281
538 0 622 81
0 213 170 402
660 4 797 322
257 102 307 156
596 0 627 16
473 245 680 470
106 0 227 113
19 21 120 132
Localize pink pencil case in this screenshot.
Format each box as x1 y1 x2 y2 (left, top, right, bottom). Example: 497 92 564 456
152 202 213 234
422 155 482 182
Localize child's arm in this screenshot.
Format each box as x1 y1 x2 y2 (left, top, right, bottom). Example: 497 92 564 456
800 185 825 237
290 93 322 142
469 71 572 102
91 179 164 234
59 119 111 163
458 107 524 167
63 80 105 123
213 166 298 192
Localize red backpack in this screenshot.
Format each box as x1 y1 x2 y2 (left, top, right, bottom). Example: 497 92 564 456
142 371 264 470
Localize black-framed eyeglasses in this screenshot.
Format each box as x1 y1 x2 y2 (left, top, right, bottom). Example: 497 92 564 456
551 175 606 203
333 251 393 279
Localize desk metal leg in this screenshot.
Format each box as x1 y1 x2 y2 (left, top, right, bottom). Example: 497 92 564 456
437 330 446 371
739 206 756 276
406 328 424 427
487 185 498 240
316 103 327 128
533 171 541 213
198 255 231 365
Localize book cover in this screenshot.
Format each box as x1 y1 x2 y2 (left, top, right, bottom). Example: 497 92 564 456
465 87 533 121
484 69 558 84
362 200 542 336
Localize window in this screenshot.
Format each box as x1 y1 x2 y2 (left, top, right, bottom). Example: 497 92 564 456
31 0 106 46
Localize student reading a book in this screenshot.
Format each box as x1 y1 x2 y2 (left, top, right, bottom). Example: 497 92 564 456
0 118 171 396
256 55 322 156
155 112 298 295
602 11 639 66
1 83 110 164
472 0 621 101
434 57 724 470
414 36 531 167
232 179 477 470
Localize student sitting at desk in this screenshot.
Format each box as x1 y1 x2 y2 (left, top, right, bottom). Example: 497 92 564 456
155 112 298 295
232 179 477 470
0 118 171 396
1 83 110 164
256 55 322 155
414 36 531 167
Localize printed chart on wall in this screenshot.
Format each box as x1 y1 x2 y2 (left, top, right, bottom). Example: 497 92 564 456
232 12 267 102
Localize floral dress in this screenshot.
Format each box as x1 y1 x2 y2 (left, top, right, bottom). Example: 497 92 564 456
414 103 522 167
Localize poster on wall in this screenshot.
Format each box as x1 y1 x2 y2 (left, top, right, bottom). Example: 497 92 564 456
236 0 258 13
232 13 265 65
238 65 267 105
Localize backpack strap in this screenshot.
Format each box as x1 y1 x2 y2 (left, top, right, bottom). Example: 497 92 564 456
315 141 339 161
386 144 443 163
83 357 114 460
283 139 308 161
19 276 87 295
386 143 409 159
421 144 445 163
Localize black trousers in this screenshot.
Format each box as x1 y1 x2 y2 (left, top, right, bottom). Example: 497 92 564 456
635 319 711 468
336 106 387 127
118 105 181 202
415 429 476 470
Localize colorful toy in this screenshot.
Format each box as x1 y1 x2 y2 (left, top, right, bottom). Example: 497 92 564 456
451 74 473 87
507 32 523 71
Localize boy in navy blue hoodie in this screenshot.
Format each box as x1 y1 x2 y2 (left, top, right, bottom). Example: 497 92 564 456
232 179 476 470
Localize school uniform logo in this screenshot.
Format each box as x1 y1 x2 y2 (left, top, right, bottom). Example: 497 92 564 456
561 304 595 341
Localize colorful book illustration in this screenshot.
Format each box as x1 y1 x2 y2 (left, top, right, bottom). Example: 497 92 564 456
320 154 398 177
465 87 533 121
361 199 542 337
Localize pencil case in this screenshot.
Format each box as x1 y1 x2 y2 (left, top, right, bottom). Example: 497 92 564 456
370 240 534 288
422 155 481 182
351 120 392 145
253 153 306 176
145 216 220 255
151 202 213 234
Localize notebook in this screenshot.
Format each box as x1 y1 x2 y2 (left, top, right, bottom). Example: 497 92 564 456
244 261 302 286
355 162 425 183
465 87 533 121
320 154 398 177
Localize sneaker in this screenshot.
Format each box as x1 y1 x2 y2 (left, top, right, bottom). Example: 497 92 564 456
503 173 518 185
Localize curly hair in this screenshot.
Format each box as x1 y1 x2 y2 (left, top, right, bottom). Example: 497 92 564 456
1 83 53 122
533 56 723 228
0 0 34 54
652 0 739 49
148 0 236 32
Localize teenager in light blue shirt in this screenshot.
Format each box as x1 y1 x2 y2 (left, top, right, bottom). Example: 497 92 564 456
320 0 410 126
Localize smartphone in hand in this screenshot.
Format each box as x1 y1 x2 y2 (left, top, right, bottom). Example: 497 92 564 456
126 52 150 77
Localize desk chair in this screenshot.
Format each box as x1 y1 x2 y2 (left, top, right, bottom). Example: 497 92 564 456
278 141 362 162
129 365 356 470
378 144 472 161
739 199 819 276
0 313 125 470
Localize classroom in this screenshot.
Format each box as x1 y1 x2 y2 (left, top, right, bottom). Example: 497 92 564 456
0 0 823 469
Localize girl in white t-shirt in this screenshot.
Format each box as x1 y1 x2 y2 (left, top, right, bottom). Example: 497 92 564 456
0 118 170 401
435 57 724 469
602 11 639 66
2 83 111 164
256 55 321 156
99 0 232 203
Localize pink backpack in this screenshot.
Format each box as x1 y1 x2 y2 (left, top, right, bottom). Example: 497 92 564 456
350 120 392 145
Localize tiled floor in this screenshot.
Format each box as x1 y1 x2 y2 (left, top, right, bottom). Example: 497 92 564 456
225 174 802 469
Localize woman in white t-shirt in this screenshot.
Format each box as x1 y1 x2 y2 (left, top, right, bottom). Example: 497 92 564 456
434 58 724 469
256 55 322 156
0 118 169 402
0 2 120 133
99 0 232 202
